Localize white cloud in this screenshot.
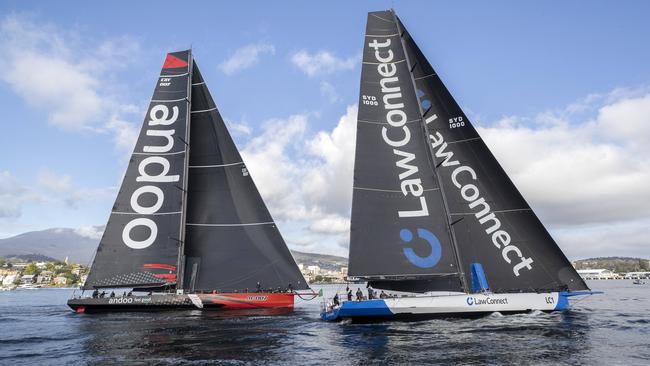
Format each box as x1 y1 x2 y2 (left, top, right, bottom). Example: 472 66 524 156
74 225 104 240
237 106 357 256
291 50 356 77
219 43 275 75
0 171 39 219
320 81 340 103
0 13 141 152
37 169 72 193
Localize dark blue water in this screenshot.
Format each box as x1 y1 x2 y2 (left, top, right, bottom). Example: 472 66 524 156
0 281 648 365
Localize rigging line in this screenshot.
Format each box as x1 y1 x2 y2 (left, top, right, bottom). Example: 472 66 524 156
189 161 243 168
186 222 275 227
192 81 205 86
191 107 217 114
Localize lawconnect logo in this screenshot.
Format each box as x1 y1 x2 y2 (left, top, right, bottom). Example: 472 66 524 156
399 228 441 268
466 297 509 306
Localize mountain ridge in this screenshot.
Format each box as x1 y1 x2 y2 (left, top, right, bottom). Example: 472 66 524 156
0 228 347 270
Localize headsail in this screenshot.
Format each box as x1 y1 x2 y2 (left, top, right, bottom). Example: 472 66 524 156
348 11 464 292
394 13 588 292
182 62 309 292
84 51 192 289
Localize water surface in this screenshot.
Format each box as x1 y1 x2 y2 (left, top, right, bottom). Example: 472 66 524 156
0 281 648 365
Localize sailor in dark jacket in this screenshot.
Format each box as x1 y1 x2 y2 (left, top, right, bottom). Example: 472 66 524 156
356 288 363 301
347 289 353 301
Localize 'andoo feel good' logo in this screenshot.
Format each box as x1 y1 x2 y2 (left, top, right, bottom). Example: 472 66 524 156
122 103 181 249
368 38 441 268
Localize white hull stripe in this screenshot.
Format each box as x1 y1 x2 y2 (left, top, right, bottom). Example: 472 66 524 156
189 161 243 168
186 222 274 227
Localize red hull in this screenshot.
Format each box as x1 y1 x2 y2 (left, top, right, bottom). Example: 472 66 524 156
197 293 295 309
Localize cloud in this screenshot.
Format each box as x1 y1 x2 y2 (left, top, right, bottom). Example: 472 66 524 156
320 81 340 103
290 50 356 77
37 169 72 193
219 43 275 75
74 225 104 240
479 90 650 227
0 13 142 153
238 106 357 255
0 171 38 219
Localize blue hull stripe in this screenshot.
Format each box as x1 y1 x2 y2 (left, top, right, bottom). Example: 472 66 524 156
320 300 393 320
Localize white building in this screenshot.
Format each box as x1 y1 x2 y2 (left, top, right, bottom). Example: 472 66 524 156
577 269 618 280
2 274 18 286
623 271 650 279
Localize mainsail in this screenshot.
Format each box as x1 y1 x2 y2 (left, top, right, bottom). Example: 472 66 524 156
349 11 588 293
84 51 192 289
349 11 464 292
182 62 308 292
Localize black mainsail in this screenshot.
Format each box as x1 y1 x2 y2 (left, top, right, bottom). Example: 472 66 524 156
84 51 191 289
183 62 308 292
349 11 588 294
349 12 464 292
83 51 307 293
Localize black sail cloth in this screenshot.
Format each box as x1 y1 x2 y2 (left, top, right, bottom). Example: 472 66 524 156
349 11 464 292
84 51 191 289
182 63 308 292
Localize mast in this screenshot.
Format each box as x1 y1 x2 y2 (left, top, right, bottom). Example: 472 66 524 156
391 10 468 292
176 49 193 292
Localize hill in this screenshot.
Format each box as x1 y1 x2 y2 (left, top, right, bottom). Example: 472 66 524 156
574 257 650 273
0 227 347 269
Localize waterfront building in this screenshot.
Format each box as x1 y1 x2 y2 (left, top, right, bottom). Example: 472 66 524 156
576 269 618 280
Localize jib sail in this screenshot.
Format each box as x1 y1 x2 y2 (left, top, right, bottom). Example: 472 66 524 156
182 62 308 292
394 13 588 292
84 51 192 289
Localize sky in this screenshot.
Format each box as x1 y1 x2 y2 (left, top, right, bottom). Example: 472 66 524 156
0 0 649 259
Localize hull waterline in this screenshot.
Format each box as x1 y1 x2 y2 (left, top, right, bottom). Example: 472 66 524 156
68 292 296 313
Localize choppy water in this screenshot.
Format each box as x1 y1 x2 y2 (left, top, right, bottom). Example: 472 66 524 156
0 281 648 365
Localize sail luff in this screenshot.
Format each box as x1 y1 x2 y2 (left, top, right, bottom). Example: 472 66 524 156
391 11 468 293
176 50 193 291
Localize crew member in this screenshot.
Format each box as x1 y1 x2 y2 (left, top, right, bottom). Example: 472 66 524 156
356 288 363 301
347 289 353 301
